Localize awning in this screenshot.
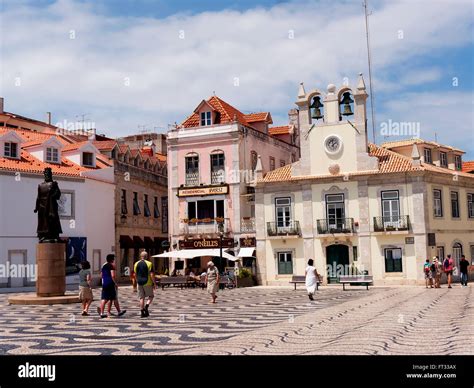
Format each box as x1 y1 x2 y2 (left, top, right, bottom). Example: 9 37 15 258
144 237 154 246
119 235 134 248
152 249 238 261
133 236 144 247
237 247 255 258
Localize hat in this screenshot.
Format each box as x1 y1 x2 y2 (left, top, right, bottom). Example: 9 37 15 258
207 261 214 267
432 257 437 261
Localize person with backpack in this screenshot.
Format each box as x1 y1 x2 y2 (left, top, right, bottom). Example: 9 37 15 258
133 251 156 318
424 258 433 288
433 257 442 288
443 254 454 289
459 255 469 287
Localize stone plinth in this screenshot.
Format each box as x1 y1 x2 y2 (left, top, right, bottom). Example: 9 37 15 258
36 242 66 297
8 293 80 305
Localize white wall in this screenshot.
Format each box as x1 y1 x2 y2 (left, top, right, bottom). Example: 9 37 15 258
0 173 114 287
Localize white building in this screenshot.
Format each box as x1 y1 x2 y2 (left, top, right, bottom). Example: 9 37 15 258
0 100 115 288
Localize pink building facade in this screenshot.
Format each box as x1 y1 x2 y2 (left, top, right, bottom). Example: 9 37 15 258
167 96 300 273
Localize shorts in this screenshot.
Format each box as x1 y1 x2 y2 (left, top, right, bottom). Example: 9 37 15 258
79 286 93 301
138 285 154 299
101 283 117 301
445 270 453 276
424 271 432 279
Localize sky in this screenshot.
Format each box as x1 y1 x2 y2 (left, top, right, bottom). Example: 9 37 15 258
0 0 473 158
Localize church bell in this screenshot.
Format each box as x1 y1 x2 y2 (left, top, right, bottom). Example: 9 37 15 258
340 92 354 116
310 96 324 120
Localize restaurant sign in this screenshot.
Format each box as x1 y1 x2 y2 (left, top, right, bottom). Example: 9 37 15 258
239 237 256 247
179 238 234 249
178 184 228 197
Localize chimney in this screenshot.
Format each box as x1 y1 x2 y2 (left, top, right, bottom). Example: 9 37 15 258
411 143 421 167
0 97 4 114
46 112 52 125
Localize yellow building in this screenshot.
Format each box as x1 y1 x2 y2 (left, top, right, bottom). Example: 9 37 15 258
255 75 474 285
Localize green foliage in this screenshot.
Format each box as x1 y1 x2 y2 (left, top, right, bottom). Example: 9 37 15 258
237 268 252 279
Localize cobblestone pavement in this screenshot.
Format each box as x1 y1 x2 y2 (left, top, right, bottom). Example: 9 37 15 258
0 285 472 355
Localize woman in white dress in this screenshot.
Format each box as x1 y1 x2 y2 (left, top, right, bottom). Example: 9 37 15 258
305 259 319 301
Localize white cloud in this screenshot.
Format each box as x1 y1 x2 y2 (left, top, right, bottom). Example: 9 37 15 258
0 0 472 158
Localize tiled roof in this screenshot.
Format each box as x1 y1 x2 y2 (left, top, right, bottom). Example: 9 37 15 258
269 125 291 136
155 153 167 162
244 112 270 123
462 161 474 173
261 143 473 183
381 138 464 153
93 140 118 151
181 96 252 128
61 141 91 152
0 150 108 178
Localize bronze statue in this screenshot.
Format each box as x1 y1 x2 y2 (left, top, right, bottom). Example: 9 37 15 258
34 168 63 242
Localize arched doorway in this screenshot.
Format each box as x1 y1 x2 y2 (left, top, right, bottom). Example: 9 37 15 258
326 244 350 283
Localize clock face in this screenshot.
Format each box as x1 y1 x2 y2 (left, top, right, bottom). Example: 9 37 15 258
324 135 342 154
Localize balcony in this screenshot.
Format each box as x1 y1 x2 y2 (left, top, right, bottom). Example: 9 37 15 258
211 169 225 184
241 217 255 233
180 218 231 235
317 218 354 234
373 215 410 232
267 221 301 237
185 172 199 186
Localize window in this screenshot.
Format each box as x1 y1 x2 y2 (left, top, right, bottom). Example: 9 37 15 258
433 189 443 217
133 157 139 167
275 197 291 228
250 151 258 171
280 160 286 167
452 243 463 267
46 147 59 163
4 142 18 158
82 152 94 167
455 155 462 170
210 152 225 184
451 191 459 218
468 193 474 218
381 190 400 225
153 197 160 218
133 192 141 215
423 148 432 163
291 153 296 163
185 155 199 186
111 148 117 159
384 248 402 273
326 194 345 228
161 197 168 233
121 189 127 215
277 252 293 275
143 194 151 217
440 152 447 167
436 246 445 261
269 156 275 171
200 111 212 126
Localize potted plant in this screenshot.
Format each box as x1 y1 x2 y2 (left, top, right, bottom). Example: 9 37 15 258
190 218 198 224
215 216 224 223
236 268 255 288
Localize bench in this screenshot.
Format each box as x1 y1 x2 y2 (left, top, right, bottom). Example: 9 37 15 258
198 275 236 289
158 276 194 289
289 275 320 291
339 275 373 291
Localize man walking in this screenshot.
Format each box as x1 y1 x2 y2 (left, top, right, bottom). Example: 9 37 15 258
98 254 126 318
134 251 156 318
459 255 469 287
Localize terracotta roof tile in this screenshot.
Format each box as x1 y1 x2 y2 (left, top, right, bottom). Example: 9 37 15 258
243 112 269 123
181 96 252 128
462 161 474 173
269 125 292 136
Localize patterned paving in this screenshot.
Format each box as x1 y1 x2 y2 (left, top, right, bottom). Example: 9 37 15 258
0 285 472 355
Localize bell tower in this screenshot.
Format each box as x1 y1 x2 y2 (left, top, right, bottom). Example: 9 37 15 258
292 73 378 177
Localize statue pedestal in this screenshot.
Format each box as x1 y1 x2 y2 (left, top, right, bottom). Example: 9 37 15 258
36 242 66 297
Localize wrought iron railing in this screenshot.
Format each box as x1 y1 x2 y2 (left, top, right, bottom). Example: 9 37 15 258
373 215 410 232
317 218 354 234
267 220 301 236
185 172 199 186
241 218 255 233
180 218 230 234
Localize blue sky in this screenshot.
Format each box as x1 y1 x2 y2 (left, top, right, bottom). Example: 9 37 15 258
1 0 473 158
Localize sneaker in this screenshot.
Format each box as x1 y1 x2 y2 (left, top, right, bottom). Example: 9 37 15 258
308 294 314 301
118 310 126 317
144 304 150 316
140 309 146 318
82 311 89 316
100 314 108 319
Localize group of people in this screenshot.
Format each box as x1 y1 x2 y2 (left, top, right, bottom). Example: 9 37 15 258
78 252 224 317
423 254 470 289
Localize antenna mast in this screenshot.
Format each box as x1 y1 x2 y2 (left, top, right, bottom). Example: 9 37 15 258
363 0 376 144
